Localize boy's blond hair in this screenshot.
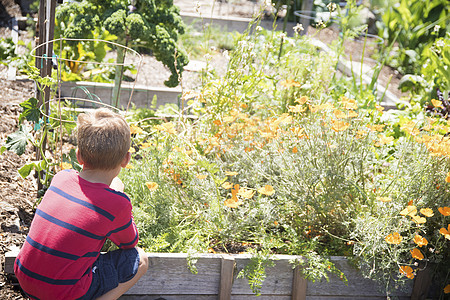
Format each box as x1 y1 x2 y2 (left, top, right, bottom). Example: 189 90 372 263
77 108 131 170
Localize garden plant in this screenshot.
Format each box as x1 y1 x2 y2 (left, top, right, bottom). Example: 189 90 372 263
1 0 450 298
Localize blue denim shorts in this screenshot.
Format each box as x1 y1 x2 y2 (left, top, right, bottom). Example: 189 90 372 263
78 248 140 300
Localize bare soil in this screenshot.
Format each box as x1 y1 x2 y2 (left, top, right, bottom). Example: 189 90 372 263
0 1 406 299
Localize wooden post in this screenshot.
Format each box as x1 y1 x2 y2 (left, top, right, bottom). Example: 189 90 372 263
291 265 307 300
219 255 235 300
410 262 436 300
35 0 57 192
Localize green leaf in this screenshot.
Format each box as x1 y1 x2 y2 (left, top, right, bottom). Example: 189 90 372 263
18 160 47 178
18 162 37 178
4 124 33 155
19 97 40 123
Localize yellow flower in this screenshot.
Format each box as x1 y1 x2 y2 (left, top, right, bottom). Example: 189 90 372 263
410 248 424 260
130 124 143 135
196 174 208 179
333 109 347 119
347 110 358 118
445 172 450 183
258 185 275 196
129 147 136 153
439 225 450 240
296 96 309 104
400 205 417 217
221 182 233 189
224 198 243 208
438 207 450 216
331 119 350 132
411 215 426 224
125 164 134 169
375 104 384 112
145 181 158 191
225 171 238 176
238 188 256 199
413 235 428 247
385 232 402 244
288 105 307 113
431 99 444 109
60 162 72 170
140 142 152 149
420 208 434 217
155 122 176 134
341 96 358 110
399 266 414 279
376 196 392 202
280 79 301 88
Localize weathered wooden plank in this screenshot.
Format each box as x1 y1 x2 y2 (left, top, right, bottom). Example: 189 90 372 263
219 255 235 300
230 254 298 295
126 253 222 295
306 257 411 297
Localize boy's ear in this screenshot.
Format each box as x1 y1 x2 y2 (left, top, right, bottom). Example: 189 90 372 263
76 149 84 165
121 152 131 168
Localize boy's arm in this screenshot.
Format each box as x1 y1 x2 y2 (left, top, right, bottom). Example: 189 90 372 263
108 205 139 249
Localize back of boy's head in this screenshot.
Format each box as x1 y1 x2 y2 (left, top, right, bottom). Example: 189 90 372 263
77 108 131 170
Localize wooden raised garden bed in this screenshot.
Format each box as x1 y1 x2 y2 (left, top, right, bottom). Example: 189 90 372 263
5 252 413 299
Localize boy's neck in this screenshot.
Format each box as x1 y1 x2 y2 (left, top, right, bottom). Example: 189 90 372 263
79 167 120 186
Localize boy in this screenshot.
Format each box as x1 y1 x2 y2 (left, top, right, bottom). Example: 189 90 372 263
14 108 148 299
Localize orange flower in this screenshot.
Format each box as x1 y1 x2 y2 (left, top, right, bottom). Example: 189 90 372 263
438 207 450 216
224 198 243 208
446 172 450 183
258 185 275 196
155 122 176 134
439 225 450 240
410 248 424 260
196 174 208 179
238 188 255 199
375 104 384 112
413 235 428 247
431 99 444 109
400 205 417 217
224 185 243 208
296 96 309 104
444 284 450 294
333 109 347 119
60 162 72 170
420 208 434 217
331 119 350 132
288 105 307 113
222 182 233 189
280 79 301 88
399 266 414 279
341 96 358 110
385 232 402 244
412 215 427 224
130 124 143 134
376 196 392 202
347 110 358 118
125 164 134 169
292 146 298 153
145 181 158 191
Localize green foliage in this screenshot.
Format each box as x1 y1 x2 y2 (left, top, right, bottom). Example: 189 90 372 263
379 0 449 76
55 0 189 88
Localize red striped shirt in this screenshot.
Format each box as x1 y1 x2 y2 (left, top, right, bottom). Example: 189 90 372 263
14 169 139 299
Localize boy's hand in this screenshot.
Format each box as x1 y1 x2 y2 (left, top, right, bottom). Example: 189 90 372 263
110 177 125 192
